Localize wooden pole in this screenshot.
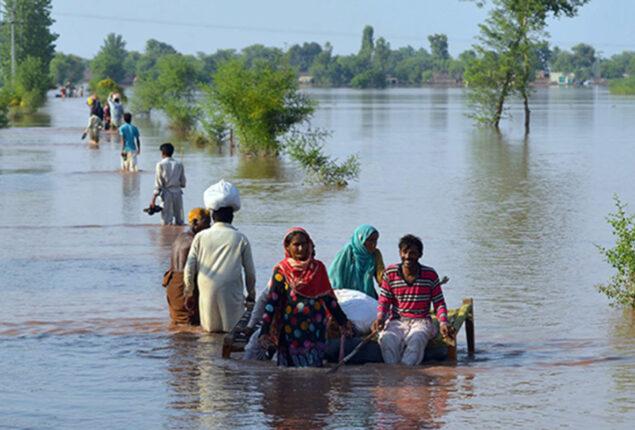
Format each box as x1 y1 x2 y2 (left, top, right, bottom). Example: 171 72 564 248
463 298 475 357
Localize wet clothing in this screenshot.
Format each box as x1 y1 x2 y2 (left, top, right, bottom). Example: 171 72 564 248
376 264 448 366
121 152 138 172
86 115 102 143
258 227 349 367
153 157 186 225
377 264 448 323
108 98 124 128
259 266 348 367
184 222 256 332
328 224 384 299
163 232 199 325
378 317 437 365
119 123 140 152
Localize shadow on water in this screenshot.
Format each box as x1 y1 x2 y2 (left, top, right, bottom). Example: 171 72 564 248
9 111 52 127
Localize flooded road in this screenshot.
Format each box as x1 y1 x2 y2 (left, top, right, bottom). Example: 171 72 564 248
1 87 635 428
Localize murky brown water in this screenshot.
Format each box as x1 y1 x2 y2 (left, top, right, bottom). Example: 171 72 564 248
1 87 635 429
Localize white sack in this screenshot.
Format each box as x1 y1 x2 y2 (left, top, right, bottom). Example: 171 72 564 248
203 179 241 211
334 289 377 334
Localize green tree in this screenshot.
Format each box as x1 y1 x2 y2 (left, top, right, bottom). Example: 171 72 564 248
570 43 596 82
135 39 177 77
0 0 57 83
287 42 322 73
90 33 128 86
359 25 375 64
205 58 314 154
428 33 450 62
132 53 200 132
466 0 589 133
49 52 86 86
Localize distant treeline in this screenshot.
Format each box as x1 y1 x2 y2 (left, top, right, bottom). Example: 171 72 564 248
48 26 635 90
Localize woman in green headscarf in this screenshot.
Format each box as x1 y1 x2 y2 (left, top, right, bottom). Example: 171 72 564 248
328 224 385 299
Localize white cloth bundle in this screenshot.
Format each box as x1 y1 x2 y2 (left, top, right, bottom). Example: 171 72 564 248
203 179 241 211
334 289 378 334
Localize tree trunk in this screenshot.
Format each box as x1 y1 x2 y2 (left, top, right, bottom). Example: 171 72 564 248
523 91 530 134
493 72 513 129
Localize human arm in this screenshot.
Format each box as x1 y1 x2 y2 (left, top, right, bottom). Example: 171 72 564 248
183 235 200 298
242 238 256 302
246 289 269 330
258 268 285 338
179 164 186 189
430 273 450 336
151 162 163 206
135 128 141 154
372 272 395 331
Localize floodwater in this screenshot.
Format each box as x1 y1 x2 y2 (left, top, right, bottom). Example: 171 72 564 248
1 87 635 429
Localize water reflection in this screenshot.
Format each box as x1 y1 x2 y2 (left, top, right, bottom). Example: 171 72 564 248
9 111 52 127
608 310 635 415
237 155 285 180
427 88 449 130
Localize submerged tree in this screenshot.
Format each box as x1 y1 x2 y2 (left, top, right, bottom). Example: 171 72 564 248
206 58 314 154
466 0 589 133
202 58 359 186
133 53 200 132
597 196 635 308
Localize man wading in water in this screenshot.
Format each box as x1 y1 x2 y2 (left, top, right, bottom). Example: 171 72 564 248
163 208 211 326
150 143 186 225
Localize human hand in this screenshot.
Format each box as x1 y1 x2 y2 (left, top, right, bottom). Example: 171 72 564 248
371 319 385 333
340 320 354 337
258 335 273 349
440 322 454 339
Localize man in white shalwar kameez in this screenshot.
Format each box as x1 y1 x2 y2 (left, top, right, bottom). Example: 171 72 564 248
183 207 256 332
150 143 186 225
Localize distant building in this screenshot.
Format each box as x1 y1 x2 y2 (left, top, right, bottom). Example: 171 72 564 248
386 76 399 85
298 75 314 85
550 72 575 86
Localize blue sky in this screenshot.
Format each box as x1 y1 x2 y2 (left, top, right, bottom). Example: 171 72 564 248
48 0 635 58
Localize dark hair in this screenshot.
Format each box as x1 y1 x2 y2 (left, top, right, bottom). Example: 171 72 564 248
212 207 234 224
123 112 132 123
159 143 175 157
398 234 423 255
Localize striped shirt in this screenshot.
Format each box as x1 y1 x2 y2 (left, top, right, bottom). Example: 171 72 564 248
377 264 448 323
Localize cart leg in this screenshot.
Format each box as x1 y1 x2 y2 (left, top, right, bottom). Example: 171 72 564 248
222 335 233 359
463 298 475 357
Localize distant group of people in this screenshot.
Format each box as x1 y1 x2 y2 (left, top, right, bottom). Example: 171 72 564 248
163 185 451 368
57 82 84 98
83 94 188 226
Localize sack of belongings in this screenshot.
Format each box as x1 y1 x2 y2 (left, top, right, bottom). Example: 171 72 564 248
203 179 241 211
333 289 377 334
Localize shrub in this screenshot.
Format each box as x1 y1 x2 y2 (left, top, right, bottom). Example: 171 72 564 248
284 128 360 187
608 76 635 95
597 195 635 308
92 78 126 103
207 59 314 155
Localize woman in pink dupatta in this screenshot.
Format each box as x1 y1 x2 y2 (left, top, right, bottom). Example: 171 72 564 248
258 227 351 367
